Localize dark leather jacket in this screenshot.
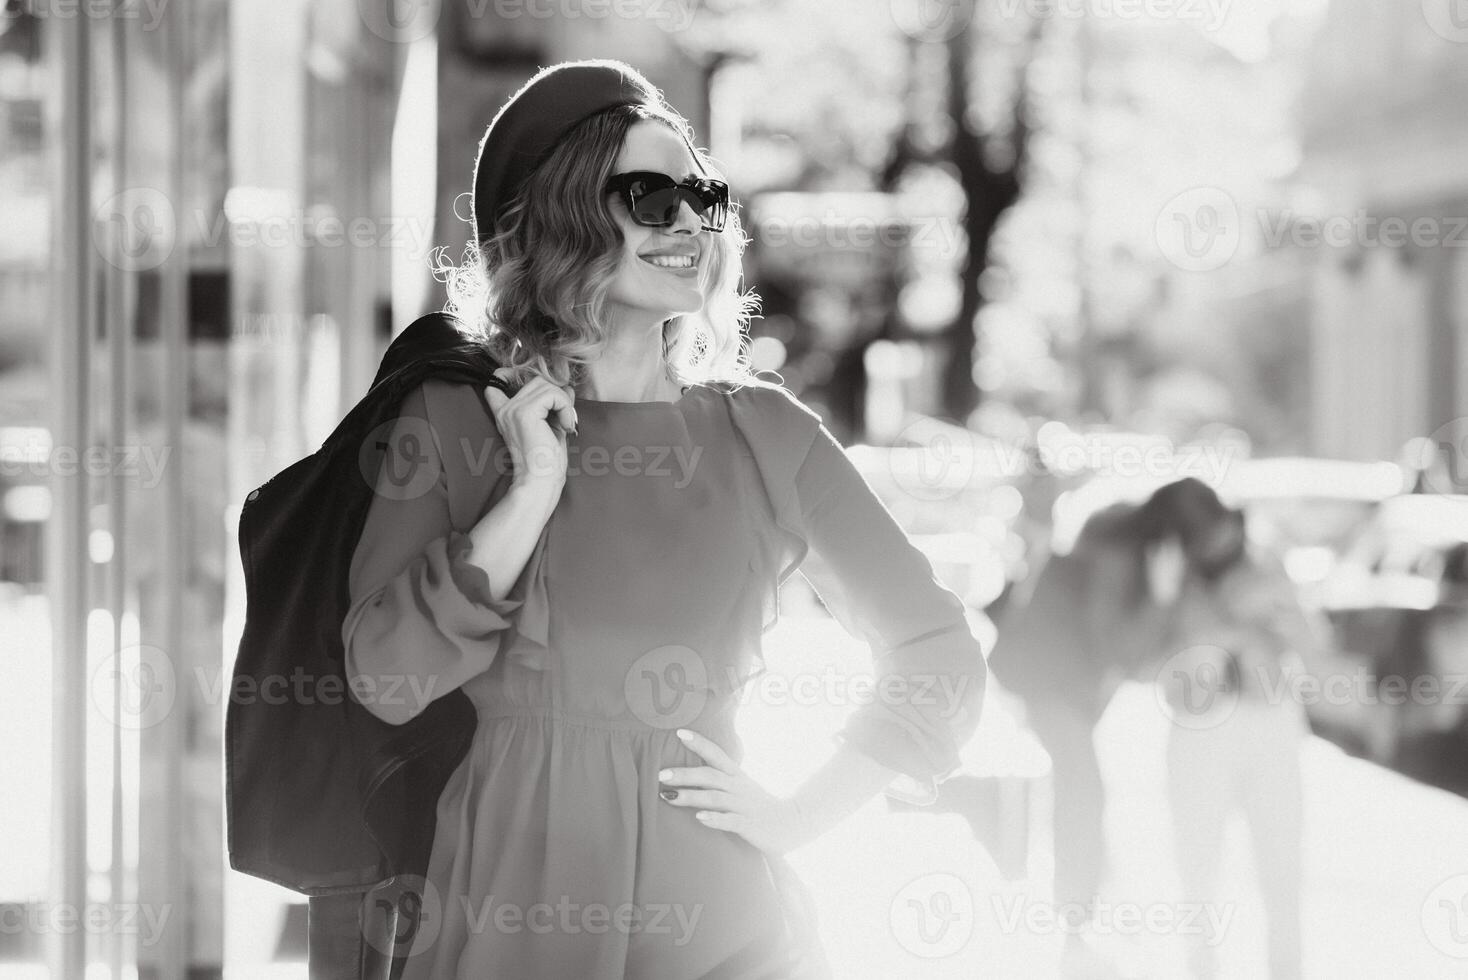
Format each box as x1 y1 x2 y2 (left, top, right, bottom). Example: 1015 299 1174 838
225 312 500 897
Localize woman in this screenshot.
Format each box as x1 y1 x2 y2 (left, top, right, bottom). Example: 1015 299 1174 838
340 61 986 978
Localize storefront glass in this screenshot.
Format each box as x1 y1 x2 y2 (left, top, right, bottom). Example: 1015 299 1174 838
0 1 406 975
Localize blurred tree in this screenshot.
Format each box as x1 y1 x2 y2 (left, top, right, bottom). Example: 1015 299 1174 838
881 7 1044 424
676 0 1044 426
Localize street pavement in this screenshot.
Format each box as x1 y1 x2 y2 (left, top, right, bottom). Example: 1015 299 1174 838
743 612 1468 980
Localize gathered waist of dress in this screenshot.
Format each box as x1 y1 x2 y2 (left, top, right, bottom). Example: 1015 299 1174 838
470 703 741 741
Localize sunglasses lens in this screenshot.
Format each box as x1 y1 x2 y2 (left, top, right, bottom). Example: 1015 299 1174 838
622 176 729 231
689 182 728 231
630 184 685 226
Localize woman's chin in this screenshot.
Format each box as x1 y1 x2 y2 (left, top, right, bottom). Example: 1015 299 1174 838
659 290 707 320
608 290 706 324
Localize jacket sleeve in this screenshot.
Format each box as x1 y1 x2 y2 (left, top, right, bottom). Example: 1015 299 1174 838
1079 542 1167 678
340 381 523 726
791 416 987 805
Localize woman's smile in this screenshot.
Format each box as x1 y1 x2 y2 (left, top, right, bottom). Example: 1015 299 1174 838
639 247 700 276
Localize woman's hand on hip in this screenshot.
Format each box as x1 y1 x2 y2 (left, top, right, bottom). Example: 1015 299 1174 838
658 729 823 857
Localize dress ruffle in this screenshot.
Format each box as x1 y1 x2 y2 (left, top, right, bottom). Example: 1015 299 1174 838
719 380 823 634
446 527 550 671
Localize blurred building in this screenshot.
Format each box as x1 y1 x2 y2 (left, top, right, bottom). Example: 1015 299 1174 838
1065 1 1468 464
743 191 915 443
1296 0 1468 462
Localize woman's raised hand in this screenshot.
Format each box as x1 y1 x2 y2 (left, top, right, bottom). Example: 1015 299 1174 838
483 367 579 500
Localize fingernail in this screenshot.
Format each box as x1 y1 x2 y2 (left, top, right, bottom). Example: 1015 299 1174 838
659 788 678 802
658 769 673 782
676 729 693 741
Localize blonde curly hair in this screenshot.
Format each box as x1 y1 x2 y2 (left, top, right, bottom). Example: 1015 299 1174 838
434 102 759 391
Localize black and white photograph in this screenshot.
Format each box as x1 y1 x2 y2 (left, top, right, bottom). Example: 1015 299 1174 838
3 0 1468 977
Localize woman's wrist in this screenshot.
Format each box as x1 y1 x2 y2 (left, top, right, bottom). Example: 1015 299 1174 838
463 480 559 599
504 476 562 525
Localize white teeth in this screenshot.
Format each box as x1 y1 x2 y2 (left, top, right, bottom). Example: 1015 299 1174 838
642 254 694 269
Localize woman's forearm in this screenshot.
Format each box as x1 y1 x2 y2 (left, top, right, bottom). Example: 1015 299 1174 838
463 480 560 600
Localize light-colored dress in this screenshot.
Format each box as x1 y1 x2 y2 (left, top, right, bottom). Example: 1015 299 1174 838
341 377 985 979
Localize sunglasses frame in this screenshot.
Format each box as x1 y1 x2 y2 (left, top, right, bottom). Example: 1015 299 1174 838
604 170 730 233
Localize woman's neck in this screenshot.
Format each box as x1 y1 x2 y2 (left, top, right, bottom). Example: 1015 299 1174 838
577 315 680 402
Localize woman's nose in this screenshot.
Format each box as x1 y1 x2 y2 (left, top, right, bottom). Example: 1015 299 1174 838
667 195 703 234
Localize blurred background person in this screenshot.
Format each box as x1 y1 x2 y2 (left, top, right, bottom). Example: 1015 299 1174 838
1154 482 1327 980
988 481 1186 976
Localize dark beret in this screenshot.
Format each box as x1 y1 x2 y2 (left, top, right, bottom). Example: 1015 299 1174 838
471 59 660 247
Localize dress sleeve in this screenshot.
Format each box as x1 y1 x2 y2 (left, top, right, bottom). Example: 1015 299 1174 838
340 381 524 726
790 412 988 805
